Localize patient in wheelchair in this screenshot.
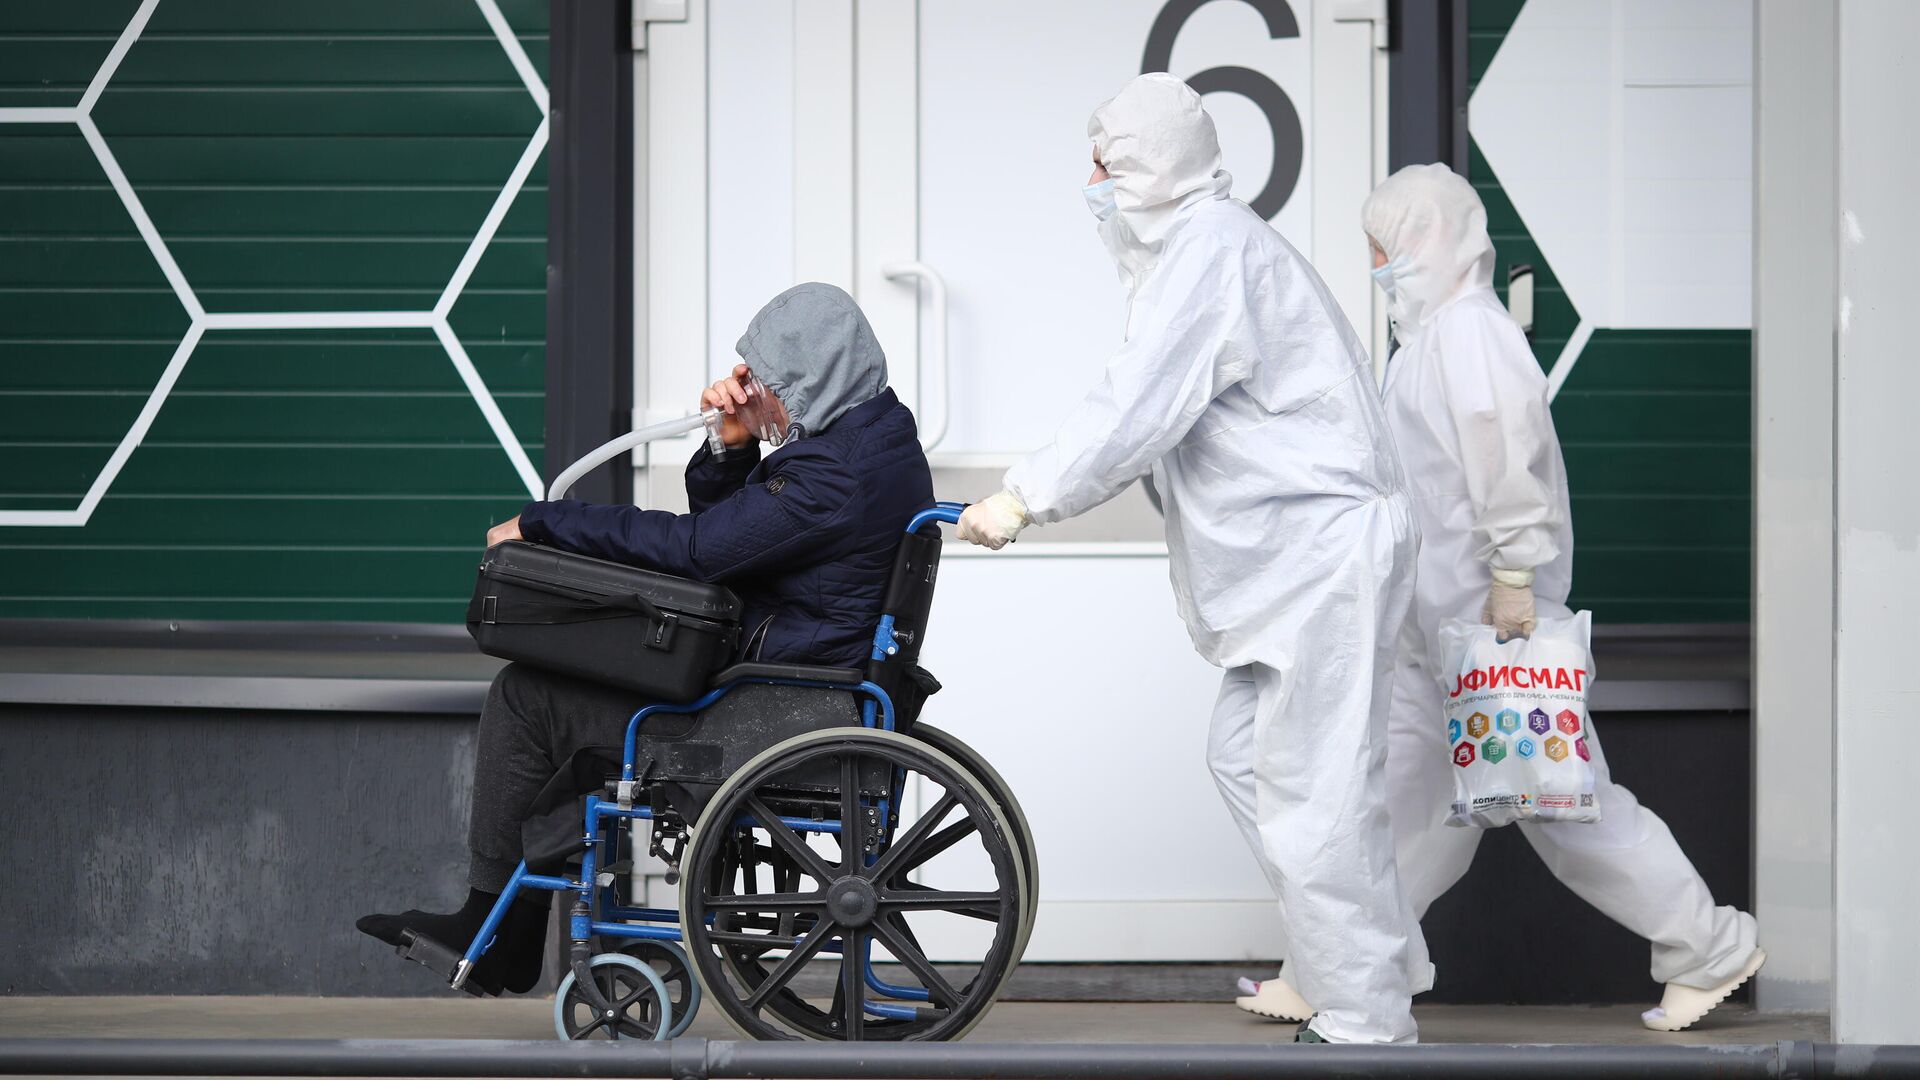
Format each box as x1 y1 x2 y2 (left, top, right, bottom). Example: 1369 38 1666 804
357 283 935 995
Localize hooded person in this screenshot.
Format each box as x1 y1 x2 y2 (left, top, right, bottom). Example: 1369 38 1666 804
955 73 1430 1044
1242 163 1764 1033
356 282 934 995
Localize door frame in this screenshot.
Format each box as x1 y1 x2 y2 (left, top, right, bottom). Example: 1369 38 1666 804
545 0 636 505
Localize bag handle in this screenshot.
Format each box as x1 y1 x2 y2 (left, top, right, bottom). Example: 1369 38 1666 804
468 587 679 650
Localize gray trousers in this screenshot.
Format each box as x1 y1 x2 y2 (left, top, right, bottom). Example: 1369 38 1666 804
466 663 650 892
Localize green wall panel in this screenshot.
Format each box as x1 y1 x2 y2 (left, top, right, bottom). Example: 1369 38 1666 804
1468 1 1751 624
0 0 549 624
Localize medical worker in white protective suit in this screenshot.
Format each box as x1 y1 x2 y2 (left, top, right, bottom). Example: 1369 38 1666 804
955 73 1430 1044
1234 163 1764 1033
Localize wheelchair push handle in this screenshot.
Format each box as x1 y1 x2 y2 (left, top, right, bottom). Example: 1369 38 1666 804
908 503 967 534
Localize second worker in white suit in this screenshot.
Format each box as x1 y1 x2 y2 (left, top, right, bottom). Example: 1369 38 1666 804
955 73 1430 1044
1235 163 1764 1034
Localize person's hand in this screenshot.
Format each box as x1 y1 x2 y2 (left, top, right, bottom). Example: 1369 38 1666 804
1482 572 1537 642
487 515 523 549
956 491 1030 551
701 363 755 448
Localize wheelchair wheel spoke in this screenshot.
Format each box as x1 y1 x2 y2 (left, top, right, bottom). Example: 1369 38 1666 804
614 982 653 1012
892 817 978 877
871 913 961 1008
840 928 866 1041
702 890 827 912
840 751 865 864
890 880 1003 923
742 917 835 1012
705 928 807 949
574 1012 611 1039
745 796 835 883
864 790 959 883
880 888 1003 914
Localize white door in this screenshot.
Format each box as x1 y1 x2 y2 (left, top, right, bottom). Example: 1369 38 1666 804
642 0 1387 960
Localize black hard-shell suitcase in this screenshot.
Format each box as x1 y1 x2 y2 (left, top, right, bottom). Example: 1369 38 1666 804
466 541 742 701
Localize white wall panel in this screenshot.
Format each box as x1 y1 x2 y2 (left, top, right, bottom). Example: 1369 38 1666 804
917 0 1322 458
642 0 711 492
707 0 795 382
1833 0 1920 1045
1752 0 1835 1016
791 0 854 292
1470 0 1752 332
913 553 1280 961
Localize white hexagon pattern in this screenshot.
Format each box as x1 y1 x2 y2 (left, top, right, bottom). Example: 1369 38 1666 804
1468 0 1752 397
0 0 549 526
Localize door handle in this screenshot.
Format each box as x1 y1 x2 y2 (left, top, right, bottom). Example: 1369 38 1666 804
881 260 949 452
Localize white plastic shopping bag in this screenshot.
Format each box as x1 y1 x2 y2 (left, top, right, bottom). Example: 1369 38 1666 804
1438 611 1600 827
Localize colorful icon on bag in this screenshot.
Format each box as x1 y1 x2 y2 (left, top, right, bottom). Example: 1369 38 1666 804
1483 736 1507 763
1467 712 1490 739
1545 736 1568 762
1453 742 1476 768
1448 718 1462 745
1516 737 1537 759
1575 737 1590 761
1557 709 1581 735
1496 709 1520 734
1528 708 1550 735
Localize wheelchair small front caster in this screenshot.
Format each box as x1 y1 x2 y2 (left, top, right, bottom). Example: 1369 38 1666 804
620 939 702 1037
554 953 672 1040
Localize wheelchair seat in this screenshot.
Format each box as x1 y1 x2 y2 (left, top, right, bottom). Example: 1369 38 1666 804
620 521 947 818
708 661 863 687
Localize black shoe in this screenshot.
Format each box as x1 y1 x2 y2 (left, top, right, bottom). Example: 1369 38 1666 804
1295 1016 1328 1043
357 887 549 995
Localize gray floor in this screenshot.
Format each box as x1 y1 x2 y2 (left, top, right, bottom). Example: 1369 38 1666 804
0 996 1828 1046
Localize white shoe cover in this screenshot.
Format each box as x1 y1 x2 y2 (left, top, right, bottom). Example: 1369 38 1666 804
1234 974 1314 1022
1641 947 1767 1032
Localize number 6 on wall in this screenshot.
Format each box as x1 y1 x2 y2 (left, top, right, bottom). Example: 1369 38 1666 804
1141 0 1305 222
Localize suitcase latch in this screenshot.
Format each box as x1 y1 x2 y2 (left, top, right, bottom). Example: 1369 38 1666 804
645 612 678 651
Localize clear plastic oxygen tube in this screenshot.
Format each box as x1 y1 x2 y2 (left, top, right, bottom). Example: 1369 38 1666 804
543 412 710 502
545 374 790 501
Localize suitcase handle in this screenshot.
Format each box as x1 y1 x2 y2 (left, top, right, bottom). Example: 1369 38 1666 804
470 586 678 649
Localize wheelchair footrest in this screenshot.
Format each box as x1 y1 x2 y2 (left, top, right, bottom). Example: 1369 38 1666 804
396 929 485 997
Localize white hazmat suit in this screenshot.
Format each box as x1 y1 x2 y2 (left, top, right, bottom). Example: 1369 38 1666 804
1359 163 1760 1016
982 74 1429 1043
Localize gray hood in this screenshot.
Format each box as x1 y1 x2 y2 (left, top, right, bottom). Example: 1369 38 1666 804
734 283 889 435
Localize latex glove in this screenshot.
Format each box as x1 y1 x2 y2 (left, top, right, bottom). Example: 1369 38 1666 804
1482 567 1537 642
956 491 1030 551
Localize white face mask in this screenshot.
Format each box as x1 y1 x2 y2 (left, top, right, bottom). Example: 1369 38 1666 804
1083 178 1118 221
1370 255 1411 297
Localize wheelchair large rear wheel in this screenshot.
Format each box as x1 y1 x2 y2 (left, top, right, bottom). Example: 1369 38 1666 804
681 727 1026 1042
707 726 1036 1028
909 724 1038 979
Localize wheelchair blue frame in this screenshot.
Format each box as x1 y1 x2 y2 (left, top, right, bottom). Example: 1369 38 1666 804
454 504 967 1025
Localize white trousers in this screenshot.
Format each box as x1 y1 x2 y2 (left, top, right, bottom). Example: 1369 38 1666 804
1204 510 1428 1043
1384 630 1758 989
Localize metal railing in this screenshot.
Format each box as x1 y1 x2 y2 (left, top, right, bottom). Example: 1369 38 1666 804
1 1038 1916 1079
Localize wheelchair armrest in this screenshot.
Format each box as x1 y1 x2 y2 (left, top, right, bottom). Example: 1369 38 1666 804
710 662 864 688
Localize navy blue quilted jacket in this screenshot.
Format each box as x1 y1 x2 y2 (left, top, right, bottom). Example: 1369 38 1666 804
517 388 933 667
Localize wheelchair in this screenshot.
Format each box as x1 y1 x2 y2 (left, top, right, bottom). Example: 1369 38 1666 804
397 503 1037 1042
